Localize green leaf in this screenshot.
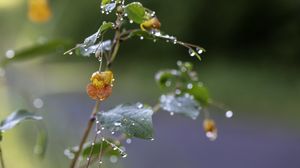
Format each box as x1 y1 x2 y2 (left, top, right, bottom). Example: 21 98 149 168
0 109 43 131
125 2 146 24
160 94 201 120
83 31 99 47
97 103 154 140
1 39 71 66
99 22 114 33
64 139 125 160
101 2 117 13
101 0 111 5
184 82 211 106
75 40 112 57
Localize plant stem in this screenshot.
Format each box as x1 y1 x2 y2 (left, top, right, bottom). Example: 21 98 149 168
107 14 122 69
0 144 5 168
70 101 100 168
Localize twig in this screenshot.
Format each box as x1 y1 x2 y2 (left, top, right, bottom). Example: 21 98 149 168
0 144 5 168
70 101 100 168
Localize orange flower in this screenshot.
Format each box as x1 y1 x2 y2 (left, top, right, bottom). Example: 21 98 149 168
203 119 218 141
87 71 114 101
28 0 52 23
140 17 161 31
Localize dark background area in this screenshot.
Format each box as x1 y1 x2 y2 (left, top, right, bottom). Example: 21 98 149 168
0 0 299 167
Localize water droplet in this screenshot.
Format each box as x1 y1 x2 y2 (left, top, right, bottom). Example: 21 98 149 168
131 123 135 126
99 161 103 164
124 13 128 17
129 20 133 24
5 50 15 59
153 39 157 43
188 49 196 57
196 47 203 54
151 11 156 17
110 155 118 163
225 111 233 118
140 36 144 40
126 138 132 144
91 143 95 146
122 154 128 158
175 89 181 95
114 122 122 126
170 112 174 116
96 120 100 124
68 52 73 55
87 157 90 161
187 83 193 89
165 80 172 87
111 131 115 135
137 103 143 109
150 138 155 141
101 127 105 130
97 130 101 134
33 98 44 109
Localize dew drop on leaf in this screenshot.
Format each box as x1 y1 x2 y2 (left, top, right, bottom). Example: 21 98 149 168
187 83 193 89
5 49 15 59
175 89 181 95
129 20 133 23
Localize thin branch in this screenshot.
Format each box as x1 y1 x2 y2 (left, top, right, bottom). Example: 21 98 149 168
0 144 5 168
70 101 100 168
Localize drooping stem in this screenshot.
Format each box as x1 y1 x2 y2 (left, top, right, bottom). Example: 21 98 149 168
70 101 100 168
0 144 5 168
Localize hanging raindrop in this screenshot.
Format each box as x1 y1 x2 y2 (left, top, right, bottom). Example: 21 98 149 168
196 47 203 54
225 111 233 118
188 49 195 57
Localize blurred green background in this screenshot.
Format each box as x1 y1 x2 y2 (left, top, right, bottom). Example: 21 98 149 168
0 0 300 168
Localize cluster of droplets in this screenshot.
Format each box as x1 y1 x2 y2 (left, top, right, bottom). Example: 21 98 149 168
84 119 128 167
148 30 178 44
188 47 204 57
100 0 125 15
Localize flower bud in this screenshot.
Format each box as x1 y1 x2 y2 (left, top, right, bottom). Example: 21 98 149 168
140 17 161 31
203 119 218 141
87 71 114 101
28 0 52 23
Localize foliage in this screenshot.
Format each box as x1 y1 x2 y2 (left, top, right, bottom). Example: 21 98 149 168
0 0 232 168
